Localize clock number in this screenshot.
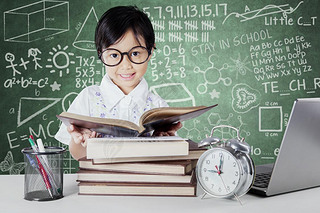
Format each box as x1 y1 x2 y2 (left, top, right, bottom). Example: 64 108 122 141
218 187 222 192
203 168 207 172
206 160 210 164
233 162 236 167
211 184 214 188
232 181 236 185
235 171 239 176
205 177 209 181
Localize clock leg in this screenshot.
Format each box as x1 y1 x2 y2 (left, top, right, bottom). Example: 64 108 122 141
216 167 243 205
232 193 243 206
201 192 209 199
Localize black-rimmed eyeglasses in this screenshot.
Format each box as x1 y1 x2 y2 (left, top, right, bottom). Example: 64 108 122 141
99 46 152 67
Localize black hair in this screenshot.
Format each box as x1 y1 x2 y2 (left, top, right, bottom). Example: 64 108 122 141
95 6 155 56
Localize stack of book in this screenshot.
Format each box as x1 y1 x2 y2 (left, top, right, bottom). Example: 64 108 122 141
57 104 217 196
77 137 206 197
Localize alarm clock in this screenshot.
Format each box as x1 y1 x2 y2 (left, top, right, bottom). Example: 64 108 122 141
196 125 255 200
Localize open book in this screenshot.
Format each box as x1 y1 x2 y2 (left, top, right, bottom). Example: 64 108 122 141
56 104 217 137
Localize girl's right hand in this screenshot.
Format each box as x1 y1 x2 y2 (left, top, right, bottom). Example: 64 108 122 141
67 125 97 147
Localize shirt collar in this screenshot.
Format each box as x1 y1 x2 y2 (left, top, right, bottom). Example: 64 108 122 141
99 74 149 110
129 77 149 107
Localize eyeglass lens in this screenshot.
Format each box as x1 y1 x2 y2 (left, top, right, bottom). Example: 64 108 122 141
101 46 150 66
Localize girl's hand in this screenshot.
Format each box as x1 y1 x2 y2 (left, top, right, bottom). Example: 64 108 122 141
67 125 97 147
152 122 183 136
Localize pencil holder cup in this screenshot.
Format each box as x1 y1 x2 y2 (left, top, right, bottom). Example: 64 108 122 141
21 146 66 201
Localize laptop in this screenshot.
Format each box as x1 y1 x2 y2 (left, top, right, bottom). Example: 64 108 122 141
249 98 320 196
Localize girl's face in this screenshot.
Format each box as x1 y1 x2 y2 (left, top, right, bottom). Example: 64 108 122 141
105 30 151 95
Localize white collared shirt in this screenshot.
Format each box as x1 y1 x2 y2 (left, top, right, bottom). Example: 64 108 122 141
55 74 168 145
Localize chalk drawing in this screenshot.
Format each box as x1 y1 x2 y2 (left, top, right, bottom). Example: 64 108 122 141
222 1 304 24
230 53 252 79
0 151 26 175
232 83 261 113
17 97 61 127
50 81 61 91
61 92 78 112
179 119 204 140
46 45 75 77
207 113 250 140
5 52 21 76
150 83 196 106
4 1 69 43
209 89 220 100
72 7 98 51
259 106 283 132
28 48 42 70
194 54 231 94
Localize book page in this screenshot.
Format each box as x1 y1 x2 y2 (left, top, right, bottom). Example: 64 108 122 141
60 112 137 127
140 106 207 125
57 112 144 134
88 136 186 142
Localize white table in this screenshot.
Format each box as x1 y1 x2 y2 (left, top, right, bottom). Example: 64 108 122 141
1 174 319 213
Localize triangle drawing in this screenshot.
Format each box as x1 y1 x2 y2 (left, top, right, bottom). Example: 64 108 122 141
17 97 61 127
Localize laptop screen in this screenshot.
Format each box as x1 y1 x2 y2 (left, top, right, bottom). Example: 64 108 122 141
252 98 320 196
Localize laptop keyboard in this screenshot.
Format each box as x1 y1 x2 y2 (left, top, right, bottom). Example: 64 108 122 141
253 172 272 188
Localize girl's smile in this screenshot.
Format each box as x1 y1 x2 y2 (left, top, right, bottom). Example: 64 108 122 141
105 30 152 95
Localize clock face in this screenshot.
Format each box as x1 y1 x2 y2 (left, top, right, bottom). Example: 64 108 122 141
197 148 241 197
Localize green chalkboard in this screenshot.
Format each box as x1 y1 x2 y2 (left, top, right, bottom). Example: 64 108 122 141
0 0 319 174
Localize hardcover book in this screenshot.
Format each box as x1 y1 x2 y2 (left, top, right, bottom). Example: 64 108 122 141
56 104 217 137
79 158 194 175
77 169 195 184
86 136 189 159
78 181 196 197
92 140 207 164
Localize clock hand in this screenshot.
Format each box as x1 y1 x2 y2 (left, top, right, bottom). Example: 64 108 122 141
216 165 243 205
219 154 224 172
208 169 218 173
215 165 221 175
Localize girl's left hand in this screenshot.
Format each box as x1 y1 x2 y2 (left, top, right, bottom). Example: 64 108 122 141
152 122 183 136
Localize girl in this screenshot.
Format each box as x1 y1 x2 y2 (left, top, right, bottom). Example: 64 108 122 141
55 6 182 160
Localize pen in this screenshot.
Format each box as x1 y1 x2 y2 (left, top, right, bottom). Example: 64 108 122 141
29 136 61 195
28 136 59 196
26 154 38 169
28 135 39 153
35 156 54 198
25 153 53 198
